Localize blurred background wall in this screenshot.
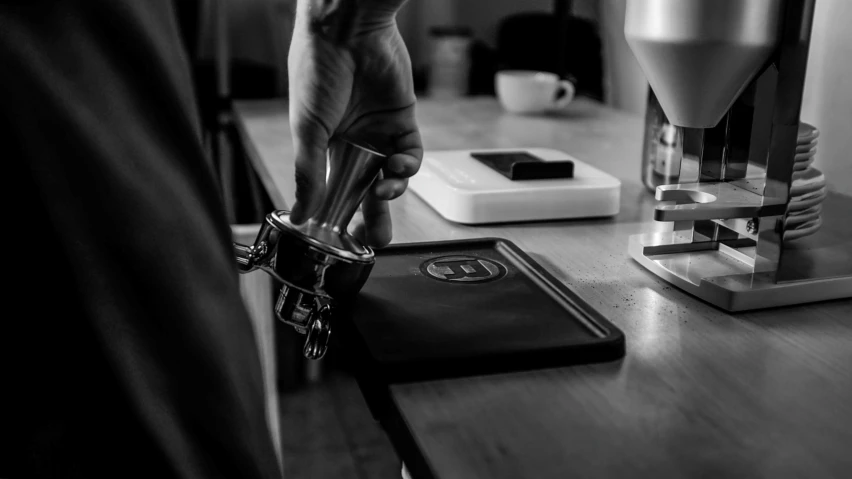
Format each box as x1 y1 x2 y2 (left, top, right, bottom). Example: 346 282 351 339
396 0 597 71
196 0 850 193
193 0 294 96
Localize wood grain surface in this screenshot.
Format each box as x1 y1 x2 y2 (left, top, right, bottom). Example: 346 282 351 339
234 97 852 479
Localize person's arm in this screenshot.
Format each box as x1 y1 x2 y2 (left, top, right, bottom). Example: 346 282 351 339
287 0 423 246
0 3 280 478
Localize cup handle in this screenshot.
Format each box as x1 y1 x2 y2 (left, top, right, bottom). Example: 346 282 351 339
554 80 576 109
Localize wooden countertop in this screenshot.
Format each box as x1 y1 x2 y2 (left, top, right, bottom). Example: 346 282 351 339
234 97 852 479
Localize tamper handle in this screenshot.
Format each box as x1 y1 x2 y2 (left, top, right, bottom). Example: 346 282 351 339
311 137 387 234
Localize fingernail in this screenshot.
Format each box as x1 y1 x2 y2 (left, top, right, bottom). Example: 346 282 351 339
375 183 391 198
389 160 406 175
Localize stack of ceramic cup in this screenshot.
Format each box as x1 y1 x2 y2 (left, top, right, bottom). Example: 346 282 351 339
785 122 825 242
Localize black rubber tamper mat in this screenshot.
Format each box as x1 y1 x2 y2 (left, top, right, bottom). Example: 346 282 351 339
340 238 625 384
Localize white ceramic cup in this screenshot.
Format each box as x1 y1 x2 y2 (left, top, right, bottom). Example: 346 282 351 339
495 70 575 114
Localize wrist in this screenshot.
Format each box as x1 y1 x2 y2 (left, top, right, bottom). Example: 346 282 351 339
295 0 403 43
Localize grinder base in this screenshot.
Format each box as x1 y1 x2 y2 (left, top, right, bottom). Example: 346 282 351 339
629 232 852 311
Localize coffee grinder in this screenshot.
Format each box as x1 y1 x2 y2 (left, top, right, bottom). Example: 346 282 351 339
625 0 851 310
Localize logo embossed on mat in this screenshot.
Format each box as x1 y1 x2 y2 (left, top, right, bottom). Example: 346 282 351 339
420 255 507 283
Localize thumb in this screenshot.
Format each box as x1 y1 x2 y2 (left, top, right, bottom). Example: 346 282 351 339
289 121 329 224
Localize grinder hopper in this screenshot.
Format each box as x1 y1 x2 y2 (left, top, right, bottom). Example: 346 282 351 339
625 0 782 129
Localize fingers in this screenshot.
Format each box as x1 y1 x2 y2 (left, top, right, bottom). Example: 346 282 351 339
356 193 393 248
372 177 408 200
371 130 423 200
290 100 422 229
289 112 332 224
290 143 327 224
384 131 423 179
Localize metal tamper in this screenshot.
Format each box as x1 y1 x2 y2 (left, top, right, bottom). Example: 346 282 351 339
233 137 386 360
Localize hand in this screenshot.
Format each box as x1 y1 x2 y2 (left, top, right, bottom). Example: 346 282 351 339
288 0 422 247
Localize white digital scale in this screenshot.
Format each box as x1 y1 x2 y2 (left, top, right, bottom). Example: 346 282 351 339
409 148 621 224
